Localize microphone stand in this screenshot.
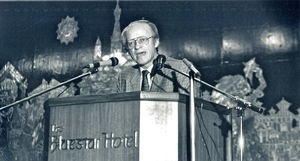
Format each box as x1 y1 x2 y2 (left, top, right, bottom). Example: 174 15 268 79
164 64 264 113
0 68 97 111
164 64 264 161
189 71 196 161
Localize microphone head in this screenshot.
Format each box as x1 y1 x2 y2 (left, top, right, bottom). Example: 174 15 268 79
110 57 119 66
150 54 166 76
157 54 166 62
156 54 166 69
182 58 200 76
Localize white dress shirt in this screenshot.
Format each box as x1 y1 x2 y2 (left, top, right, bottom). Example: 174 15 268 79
139 65 154 90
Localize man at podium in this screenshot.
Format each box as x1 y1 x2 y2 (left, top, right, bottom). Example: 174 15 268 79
117 19 200 95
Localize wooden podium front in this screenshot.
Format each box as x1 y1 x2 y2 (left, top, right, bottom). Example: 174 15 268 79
44 92 229 161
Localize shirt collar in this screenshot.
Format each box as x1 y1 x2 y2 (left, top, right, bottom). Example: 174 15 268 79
139 64 154 75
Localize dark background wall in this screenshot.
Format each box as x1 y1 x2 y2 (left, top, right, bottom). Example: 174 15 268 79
0 0 299 111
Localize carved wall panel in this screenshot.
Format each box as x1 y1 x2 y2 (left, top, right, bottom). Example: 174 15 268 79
208 58 299 161
6 77 76 161
0 62 27 161
78 66 120 95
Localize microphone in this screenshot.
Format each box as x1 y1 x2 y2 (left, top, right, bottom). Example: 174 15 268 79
182 58 201 76
151 54 166 76
235 97 264 114
156 54 166 71
249 104 264 114
83 57 119 69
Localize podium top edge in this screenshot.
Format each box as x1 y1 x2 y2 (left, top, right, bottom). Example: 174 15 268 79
45 91 188 107
45 91 231 115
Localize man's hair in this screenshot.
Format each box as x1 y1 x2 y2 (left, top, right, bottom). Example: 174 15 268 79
121 20 159 51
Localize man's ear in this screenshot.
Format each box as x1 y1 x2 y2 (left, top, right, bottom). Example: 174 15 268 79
122 45 129 53
154 38 160 48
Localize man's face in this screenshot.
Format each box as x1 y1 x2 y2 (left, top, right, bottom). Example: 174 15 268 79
125 23 159 68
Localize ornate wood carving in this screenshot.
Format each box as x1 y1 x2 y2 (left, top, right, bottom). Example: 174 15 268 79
0 62 27 161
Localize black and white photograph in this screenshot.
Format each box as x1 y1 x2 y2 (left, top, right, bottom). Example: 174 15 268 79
0 0 299 161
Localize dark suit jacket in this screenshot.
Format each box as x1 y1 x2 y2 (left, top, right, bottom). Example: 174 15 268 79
116 56 200 96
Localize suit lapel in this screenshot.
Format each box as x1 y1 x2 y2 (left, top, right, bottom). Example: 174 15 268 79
128 66 141 91
151 70 168 92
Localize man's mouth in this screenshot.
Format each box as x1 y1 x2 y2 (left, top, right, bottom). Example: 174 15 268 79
136 51 146 55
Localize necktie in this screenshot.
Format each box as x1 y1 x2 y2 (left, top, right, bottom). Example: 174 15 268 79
141 70 150 91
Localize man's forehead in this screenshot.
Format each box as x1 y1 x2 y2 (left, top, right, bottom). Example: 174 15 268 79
129 22 151 30
126 23 153 38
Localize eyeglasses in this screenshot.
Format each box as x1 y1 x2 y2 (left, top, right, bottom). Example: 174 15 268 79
127 36 154 49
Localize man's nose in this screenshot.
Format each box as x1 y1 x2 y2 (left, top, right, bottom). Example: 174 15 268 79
134 41 143 49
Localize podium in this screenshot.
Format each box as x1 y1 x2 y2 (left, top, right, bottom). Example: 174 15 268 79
44 92 230 161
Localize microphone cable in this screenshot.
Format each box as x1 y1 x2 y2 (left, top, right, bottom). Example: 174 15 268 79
196 108 213 161
196 108 224 161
